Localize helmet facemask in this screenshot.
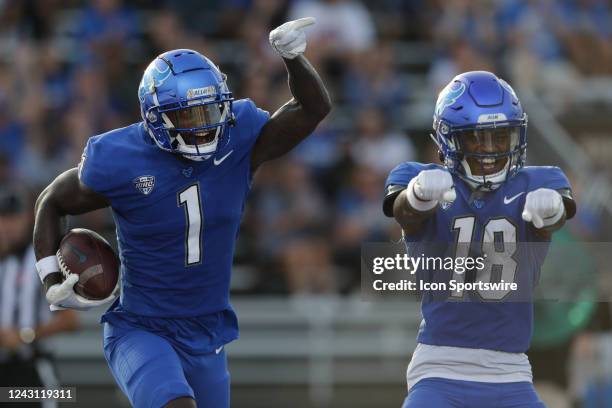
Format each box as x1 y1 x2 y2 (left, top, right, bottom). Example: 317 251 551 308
456 126 521 188
433 118 527 191
159 98 231 161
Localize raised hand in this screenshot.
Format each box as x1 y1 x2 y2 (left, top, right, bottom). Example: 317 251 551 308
269 17 316 60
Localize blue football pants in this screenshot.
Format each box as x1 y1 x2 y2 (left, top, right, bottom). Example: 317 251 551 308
402 377 546 408
103 322 230 408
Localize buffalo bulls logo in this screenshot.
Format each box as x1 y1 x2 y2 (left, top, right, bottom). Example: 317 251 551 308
435 81 466 117
133 175 155 195
440 200 453 211
138 59 172 103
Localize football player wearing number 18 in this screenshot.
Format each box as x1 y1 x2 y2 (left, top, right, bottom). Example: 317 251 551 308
383 71 576 408
32 18 330 408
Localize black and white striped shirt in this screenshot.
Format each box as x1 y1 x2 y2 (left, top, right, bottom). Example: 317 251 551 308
0 244 51 361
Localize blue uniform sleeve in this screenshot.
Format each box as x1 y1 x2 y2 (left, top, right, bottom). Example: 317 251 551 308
236 98 269 156
383 162 441 217
526 166 571 192
385 162 440 189
246 98 270 141
78 135 112 197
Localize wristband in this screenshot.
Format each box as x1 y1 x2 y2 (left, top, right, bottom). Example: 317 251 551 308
35 255 60 283
406 177 438 212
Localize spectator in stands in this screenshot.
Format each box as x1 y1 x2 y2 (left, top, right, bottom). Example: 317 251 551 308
500 0 581 111
147 10 208 58
289 0 376 53
428 39 495 93
433 0 502 59
349 107 415 174
282 233 338 293
74 0 138 59
0 89 25 176
250 159 329 262
333 164 394 287
556 0 612 75
342 41 409 119
288 0 376 82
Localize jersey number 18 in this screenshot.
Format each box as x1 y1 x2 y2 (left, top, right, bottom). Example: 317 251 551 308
451 216 518 300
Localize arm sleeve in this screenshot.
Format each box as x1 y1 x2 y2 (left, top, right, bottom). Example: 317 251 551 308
383 184 406 218
559 188 576 220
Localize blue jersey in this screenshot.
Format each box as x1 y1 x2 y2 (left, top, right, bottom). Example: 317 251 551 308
79 99 269 350
385 162 571 353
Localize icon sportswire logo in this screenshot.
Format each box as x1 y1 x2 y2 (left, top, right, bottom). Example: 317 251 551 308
504 192 525 205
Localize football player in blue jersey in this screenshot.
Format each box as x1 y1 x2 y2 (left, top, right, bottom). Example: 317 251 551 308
32 18 330 408
383 71 576 408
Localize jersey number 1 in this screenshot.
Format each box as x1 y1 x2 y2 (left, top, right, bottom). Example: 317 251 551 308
178 184 203 266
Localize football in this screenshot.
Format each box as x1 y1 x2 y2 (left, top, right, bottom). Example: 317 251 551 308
56 228 119 300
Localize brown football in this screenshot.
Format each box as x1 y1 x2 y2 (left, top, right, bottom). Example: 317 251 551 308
56 228 119 300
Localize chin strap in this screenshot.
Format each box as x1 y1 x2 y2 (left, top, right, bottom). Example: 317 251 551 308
181 153 212 162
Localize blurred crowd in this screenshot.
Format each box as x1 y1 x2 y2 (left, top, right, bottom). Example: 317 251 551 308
0 1 611 406
0 0 610 295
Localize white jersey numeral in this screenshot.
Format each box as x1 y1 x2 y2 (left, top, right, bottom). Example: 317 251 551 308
178 184 203 266
451 216 517 300
479 218 518 300
450 216 475 298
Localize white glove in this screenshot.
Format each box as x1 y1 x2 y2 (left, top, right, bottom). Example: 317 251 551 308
46 274 117 311
521 188 564 229
406 169 456 211
269 17 316 59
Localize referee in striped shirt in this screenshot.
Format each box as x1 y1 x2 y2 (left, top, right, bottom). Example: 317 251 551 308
0 187 79 407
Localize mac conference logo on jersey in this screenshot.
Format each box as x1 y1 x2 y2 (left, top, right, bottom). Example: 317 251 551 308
133 175 155 195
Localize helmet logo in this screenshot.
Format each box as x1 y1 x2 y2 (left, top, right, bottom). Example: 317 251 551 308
435 81 466 117
138 59 172 103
